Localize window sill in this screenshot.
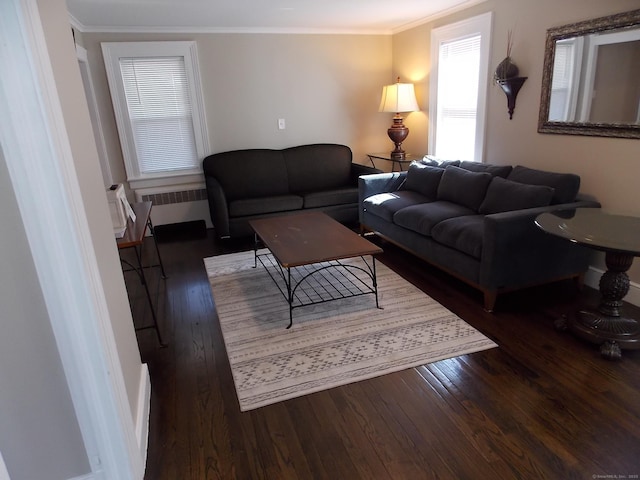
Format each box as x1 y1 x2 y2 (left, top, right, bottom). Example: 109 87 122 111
127 172 204 191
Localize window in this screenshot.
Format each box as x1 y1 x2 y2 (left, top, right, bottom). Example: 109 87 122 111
429 13 492 162
102 41 209 189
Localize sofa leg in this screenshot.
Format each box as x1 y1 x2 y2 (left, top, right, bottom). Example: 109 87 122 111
359 224 371 236
483 291 497 312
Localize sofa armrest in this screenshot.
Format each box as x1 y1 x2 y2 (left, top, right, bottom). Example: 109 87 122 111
480 201 601 290
205 176 231 239
350 163 383 183
358 172 407 226
358 172 406 199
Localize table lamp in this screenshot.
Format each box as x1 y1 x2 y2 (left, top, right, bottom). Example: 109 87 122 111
378 77 419 159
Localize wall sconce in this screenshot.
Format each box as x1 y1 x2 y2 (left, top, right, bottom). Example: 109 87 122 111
379 77 419 159
494 31 527 120
497 77 527 120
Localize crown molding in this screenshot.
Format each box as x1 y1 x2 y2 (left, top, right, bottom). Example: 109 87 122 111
391 0 489 34
68 20 393 35
68 0 487 35
68 11 84 31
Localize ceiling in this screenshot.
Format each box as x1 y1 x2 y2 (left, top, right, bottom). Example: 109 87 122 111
66 0 487 34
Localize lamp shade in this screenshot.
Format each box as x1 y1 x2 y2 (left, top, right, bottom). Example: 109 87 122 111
378 81 419 113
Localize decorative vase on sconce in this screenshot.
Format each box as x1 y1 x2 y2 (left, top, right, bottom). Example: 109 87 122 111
494 56 519 82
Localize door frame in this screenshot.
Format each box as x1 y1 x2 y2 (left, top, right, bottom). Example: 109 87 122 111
0 1 142 478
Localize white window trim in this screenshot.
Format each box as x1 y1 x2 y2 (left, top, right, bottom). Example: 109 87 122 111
429 12 492 162
101 41 210 190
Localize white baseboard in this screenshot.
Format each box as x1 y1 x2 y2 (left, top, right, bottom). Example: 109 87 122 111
585 266 640 308
68 367 150 480
135 364 151 470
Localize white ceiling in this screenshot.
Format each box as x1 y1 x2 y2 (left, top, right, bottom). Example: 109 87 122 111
66 0 487 34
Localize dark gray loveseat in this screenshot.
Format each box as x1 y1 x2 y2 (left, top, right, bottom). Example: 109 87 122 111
359 159 600 311
203 143 380 239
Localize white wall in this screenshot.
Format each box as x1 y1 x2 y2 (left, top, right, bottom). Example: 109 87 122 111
0 148 89 480
76 1 640 285
37 0 144 419
80 31 393 187
1 0 148 477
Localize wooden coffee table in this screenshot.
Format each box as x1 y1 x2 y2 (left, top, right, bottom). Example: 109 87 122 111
249 212 383 328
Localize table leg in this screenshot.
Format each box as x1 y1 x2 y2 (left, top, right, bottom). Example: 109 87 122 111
122 246 167 347
372 256 380 309
147 216 166 279
253 233 259 268
286 267 293 329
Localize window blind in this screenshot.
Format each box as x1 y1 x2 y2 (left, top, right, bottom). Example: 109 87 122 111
548 41 576 121
435 35 481 161
120 57 198 174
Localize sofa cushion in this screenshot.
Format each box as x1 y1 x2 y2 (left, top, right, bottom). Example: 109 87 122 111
479 177 555 214
507 165 580 204
393 200 475 236
459 161 512 178
364 191 431 222
437 166 493 211
402 163 445 199
228 195 303 217
284 144 352 193
303 187 358 209
202 149 289 200
431 215 485 259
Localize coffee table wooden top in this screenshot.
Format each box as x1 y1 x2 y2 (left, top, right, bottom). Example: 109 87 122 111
249 212 383 268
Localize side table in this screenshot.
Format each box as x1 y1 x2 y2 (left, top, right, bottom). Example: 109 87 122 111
117 201 167 347
367 152 423 172
535 208 640 359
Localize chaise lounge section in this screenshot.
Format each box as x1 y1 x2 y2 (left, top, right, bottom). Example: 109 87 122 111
359 159 601 311
203 143 380 239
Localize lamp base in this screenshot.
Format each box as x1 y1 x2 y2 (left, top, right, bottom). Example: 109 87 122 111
387 115 409 161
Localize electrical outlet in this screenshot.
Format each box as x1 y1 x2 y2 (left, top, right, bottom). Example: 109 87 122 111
278 118 286 130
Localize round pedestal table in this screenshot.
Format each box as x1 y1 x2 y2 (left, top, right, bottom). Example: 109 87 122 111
535 208 640 360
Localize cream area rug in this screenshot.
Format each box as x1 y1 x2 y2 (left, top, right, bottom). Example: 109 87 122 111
204 250 497 411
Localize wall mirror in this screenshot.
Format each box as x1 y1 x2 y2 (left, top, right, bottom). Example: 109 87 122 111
538 9 640 139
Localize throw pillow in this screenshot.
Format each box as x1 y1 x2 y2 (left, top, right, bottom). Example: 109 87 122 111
459 161 512 178
479 176 555 214
507 165 580 204
403 163 445 199
437 166 493 211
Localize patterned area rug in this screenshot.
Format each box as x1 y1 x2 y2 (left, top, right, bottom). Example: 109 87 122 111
204 250 497 411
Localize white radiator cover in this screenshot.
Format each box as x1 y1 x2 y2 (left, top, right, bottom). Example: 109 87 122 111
134 184 212 228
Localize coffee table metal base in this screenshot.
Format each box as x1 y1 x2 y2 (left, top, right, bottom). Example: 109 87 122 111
253 248 380 329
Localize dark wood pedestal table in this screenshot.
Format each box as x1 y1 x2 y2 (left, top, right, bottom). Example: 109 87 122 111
535 208 640 359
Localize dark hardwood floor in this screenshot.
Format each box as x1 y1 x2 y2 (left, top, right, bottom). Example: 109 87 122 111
122 229 640 480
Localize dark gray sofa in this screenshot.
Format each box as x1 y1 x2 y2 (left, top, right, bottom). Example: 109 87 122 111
359 159 600 311
203 143 380 239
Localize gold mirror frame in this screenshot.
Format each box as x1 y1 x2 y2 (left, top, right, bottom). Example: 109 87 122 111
538 9 640 139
